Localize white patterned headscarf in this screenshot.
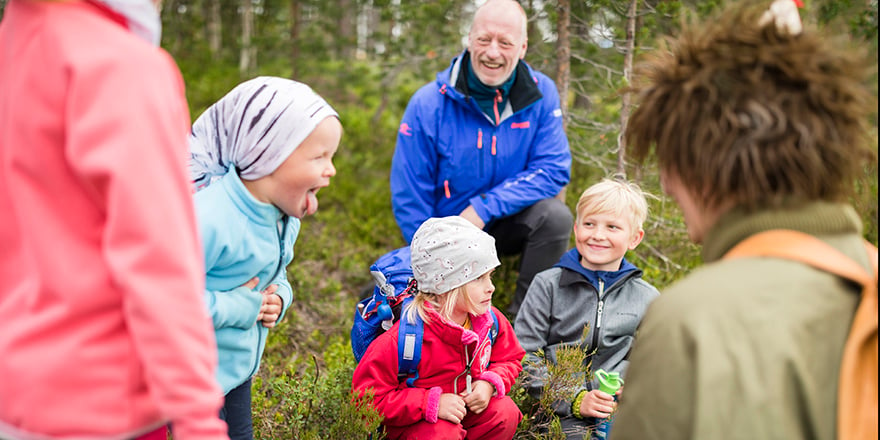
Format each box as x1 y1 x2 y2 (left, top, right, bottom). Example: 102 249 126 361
95 0 163 46
410 216 501 294
189 76 338 191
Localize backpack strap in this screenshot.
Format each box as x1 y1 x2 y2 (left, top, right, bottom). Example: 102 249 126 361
724 229 878 440
488 309 500 344
397 309 502 387
397 313 424 388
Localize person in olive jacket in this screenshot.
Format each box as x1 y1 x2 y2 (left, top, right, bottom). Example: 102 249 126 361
612 1 877 439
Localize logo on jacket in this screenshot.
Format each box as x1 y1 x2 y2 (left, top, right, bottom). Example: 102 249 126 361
399 123 413 136
511 121 530 129
477 338 492 369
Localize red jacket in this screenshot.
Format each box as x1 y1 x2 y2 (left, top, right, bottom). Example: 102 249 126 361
352 306 525 426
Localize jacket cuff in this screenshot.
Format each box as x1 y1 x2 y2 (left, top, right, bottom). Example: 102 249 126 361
478 370 506 397
425 387 442 423
571 389 588 420
217 285 262 329
275 282 293 319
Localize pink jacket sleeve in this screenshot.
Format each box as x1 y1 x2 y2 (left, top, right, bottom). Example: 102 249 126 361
67 50 226 439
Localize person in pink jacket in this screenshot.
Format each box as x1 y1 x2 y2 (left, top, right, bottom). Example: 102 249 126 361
352 216 526 440
0 1 227 439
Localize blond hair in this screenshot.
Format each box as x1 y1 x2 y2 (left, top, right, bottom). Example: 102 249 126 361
576 177 651 235
404 284 476 325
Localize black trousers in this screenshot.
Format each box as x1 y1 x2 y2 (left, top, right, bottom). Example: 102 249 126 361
220 377 254 440
487 197 573 318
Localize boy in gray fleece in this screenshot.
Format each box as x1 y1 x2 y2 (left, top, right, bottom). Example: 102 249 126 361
514 177 660 440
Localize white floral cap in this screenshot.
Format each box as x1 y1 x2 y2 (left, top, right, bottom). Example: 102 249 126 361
410 216 501 294
759 0 803 35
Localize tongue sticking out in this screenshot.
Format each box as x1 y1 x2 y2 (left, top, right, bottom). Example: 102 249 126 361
304 190 319 216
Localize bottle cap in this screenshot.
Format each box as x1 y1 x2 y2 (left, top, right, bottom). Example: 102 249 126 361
596 369 623 394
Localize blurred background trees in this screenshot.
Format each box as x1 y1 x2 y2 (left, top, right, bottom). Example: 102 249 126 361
146 0 876 274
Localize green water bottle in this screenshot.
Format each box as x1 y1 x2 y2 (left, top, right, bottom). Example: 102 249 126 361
593 369 623 440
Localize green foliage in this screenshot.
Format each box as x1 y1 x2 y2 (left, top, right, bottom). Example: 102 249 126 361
491 256 522 319
251 341 384 440
853 157 879 245
509 342 596 439
816 0 879 41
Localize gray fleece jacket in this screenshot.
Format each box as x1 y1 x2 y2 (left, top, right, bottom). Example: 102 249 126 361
514 248 660 418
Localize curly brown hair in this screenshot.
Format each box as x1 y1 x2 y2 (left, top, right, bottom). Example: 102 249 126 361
625 0 876 213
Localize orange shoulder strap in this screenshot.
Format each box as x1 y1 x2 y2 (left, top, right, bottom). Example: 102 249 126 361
724 229 878 440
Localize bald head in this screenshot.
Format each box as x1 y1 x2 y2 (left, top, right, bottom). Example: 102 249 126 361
468 0 528 87
472 0 527 41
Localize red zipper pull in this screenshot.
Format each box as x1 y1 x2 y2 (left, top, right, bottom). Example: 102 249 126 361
493 90 502 125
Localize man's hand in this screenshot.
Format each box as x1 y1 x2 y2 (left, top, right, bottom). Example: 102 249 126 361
459 205 486 230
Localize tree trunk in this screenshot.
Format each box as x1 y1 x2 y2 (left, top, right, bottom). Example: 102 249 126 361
207 0 222 58
554 0 571 129
290 0 301 78
161 0 180 53
337 0 355 59
239 0 255 77
525 0 539 47
554 0 571 201
616 0 637 178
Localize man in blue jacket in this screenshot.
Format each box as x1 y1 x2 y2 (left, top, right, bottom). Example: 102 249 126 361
390 0 573 318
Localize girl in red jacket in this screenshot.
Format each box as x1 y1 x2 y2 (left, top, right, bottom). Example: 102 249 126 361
353 216 526 440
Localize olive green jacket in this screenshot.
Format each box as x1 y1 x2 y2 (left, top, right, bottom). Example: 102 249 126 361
613 202 872 440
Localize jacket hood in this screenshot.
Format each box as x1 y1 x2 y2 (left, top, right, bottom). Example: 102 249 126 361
556 248 639 290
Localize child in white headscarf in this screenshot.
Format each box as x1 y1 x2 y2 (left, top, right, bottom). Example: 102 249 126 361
189 76 342 439
352 216 525 440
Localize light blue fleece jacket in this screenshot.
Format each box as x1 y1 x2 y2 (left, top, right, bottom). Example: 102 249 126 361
194 168 298 394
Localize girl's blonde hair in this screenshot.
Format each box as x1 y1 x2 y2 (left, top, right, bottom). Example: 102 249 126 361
403 284 477 325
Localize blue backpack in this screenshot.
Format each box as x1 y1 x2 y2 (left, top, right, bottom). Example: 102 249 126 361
351 246 499 387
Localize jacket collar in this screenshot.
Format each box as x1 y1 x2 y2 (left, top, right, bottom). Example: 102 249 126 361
216 167 285 227
556 248 640 291
701 201 863 262
423 303 494 346
444 50 543 113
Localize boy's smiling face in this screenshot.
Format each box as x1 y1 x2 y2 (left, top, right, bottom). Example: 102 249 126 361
574 211 644 272
244 116 342 218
